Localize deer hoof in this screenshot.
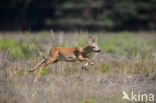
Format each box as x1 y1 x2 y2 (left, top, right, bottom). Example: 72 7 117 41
81 67 88 71
29 70 33 72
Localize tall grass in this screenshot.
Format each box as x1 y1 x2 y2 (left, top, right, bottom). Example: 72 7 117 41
0 37 43 59
0 32 156 103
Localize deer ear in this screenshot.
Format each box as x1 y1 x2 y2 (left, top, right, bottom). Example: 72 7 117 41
93 35 97 44
94 36 97 41
88 36 93 45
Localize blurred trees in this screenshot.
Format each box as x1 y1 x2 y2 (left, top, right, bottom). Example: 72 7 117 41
0 0 155 31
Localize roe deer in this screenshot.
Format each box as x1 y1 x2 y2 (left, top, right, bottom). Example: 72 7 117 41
30 35 101 82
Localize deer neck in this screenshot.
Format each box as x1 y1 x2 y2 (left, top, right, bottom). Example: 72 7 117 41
82 46 92 56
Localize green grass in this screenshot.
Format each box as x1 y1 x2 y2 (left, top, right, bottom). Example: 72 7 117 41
39 30 51 38
74 32 89 46
96 64 110 73
125 42 153 61
0 37 43 59
34 65 50 76
12 67 27 76
0 38 17 49
92 61 155 76
81 97 97 103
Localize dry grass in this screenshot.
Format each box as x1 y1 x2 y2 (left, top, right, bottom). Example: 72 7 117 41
0 31 156 103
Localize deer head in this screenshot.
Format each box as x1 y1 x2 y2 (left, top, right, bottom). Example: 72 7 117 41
88 35 101 52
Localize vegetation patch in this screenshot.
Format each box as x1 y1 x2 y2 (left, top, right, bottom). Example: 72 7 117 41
0 37 43 59
81 97 97 103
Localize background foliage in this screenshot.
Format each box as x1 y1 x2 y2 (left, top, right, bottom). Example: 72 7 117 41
0 0 156 31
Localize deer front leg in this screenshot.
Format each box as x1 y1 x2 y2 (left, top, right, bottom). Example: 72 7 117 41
82 62 89 71
78 55 94 65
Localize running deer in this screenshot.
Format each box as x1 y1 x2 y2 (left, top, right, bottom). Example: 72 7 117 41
30 35 101 82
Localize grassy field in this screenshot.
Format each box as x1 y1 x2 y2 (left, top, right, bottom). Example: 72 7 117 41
0 31 156 103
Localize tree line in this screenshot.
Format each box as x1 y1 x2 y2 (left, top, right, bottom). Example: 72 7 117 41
0 0 156 31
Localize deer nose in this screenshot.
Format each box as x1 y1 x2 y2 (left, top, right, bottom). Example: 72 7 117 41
97 50 101 52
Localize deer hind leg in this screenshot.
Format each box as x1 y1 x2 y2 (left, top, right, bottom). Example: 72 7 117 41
33 57 56 82
29 58 47 72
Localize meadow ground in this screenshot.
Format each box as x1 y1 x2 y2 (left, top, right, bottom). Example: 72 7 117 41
0 31 156 103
